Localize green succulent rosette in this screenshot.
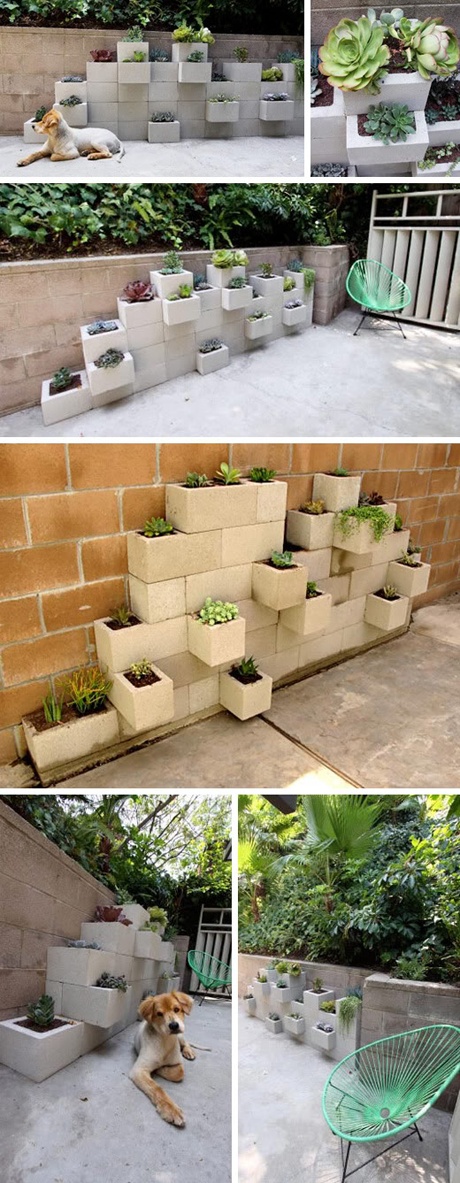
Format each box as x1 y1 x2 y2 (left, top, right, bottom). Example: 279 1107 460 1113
397 17 459 79
319 16 390 91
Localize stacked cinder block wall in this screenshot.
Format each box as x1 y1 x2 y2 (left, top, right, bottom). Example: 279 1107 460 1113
0 441 459 768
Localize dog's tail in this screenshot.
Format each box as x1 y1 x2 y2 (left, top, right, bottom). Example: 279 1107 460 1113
116 142 125 162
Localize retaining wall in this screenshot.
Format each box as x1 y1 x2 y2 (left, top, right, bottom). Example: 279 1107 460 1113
312 4 460 46
0 800 114 1020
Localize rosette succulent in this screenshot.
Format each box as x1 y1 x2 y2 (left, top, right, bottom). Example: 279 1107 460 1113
397 17 459 79
319 16 390 92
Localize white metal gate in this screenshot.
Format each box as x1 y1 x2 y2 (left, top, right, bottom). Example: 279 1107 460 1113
189 906 232 996
367 188 460 329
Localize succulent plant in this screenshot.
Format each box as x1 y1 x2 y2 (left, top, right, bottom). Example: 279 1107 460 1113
261 66 283 80
234 46 249 61
184 471 211 487
311 77 323 103
160 250 182 274
27 994 55 1029
90 49 115 62
142 516 174 537
122 25 144 40
60 95 82 107
319 16 390 93
198 598 239 625
86 319 118 334
228 276 246 288
270 550 295 568
109 604 132 626
211 249 249 268
51 366 73 391
284 299 304 308
364 101 415 143
151 111 176 122
129 657 152 680
33 106 47 121
121 280 154 302
262 92 290 100
187 50 204 60
397 17 459 79
215 462 241 484
94 348 124 368
199 338 224 352
302 499 325 514
150 47 170 61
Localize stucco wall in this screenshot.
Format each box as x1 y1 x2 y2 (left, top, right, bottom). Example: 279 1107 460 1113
0 799 114 1020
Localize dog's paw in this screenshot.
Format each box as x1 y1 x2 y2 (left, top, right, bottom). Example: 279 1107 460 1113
17 160 25 167
160 1104 185 1128
182 1045 195 1061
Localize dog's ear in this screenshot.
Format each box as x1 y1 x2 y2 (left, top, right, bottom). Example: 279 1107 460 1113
139 995 157 1022
173 991 193 1014
43 109 59 128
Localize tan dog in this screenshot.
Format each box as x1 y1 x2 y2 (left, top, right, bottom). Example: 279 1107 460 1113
130 992 195 1127
17 108 125 167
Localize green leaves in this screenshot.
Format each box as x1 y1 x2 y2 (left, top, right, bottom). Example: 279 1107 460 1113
364 102 415 144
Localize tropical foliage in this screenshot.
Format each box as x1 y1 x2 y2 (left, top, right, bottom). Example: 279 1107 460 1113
0 0 303 35
238 794 460 984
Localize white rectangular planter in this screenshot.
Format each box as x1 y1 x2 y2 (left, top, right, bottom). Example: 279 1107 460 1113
265 1016 283 1033
47 947 115 986
196 344 229 374
22 704 119 775
61 982 130 1028
148 120 180 142
117 296 162 329
117 62 150 86
311 1025 336 1051
87 353 135 398
165 481 257 533
260 99 294 121
159 974 180 992
364 591 410 631
387 560 430 597
187 615 246 667
246 995 257 1014
280 591 333 636
117 40 148 61
23 118 47 143
94 616 168 674
41 369 91 426
206 100 239 121
427 117 460 147
283 303 307 326
245 315 273 340
151 62 178 81
178 61 212 83
286 509 335 550
347 110 428 167
122 903 150 928
342 72 431 115
0 1016 83 1082
162 294 201 326
206 263 246 288
150 268 194 298
108 664 174 733
253 979 271 999
303 988 335 1007
222 61 262 82
196 285 221 313
221 284 253 310
81 319 127 364
312 473 361 512
333 509 395 555
80 921 136 955
53 101 87 127
55 80 87 102
172 42 208 62
284 1015 305 1036
134 930 164 959
219 669 272 720
411 158 460 176
249 274 284 299
252 559 307 611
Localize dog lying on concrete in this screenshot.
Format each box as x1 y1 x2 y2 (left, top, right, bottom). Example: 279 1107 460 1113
17 108 125 167
130 992 198 1127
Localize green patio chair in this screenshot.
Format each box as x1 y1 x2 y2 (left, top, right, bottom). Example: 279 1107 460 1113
322 1023 460 1182
346 258 412 338
187 949 232 1005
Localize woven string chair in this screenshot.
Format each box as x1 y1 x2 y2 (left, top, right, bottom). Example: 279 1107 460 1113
346 258 412 338
187 949 232 1005
322 1024 460 1182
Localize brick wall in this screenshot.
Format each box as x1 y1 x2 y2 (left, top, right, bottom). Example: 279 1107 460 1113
0 799 114 1020
312 3 460 45
0 441 459 767
0 29 302 134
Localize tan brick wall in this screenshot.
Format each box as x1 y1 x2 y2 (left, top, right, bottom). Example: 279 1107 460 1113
0 799 114 1019
312 3 460 45
0 29 302 134
0 441 458 765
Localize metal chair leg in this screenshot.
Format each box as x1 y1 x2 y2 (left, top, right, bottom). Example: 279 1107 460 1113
353 313 367 336
341 1142 352 1183
392 310 407 339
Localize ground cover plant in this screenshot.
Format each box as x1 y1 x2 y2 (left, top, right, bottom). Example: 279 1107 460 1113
238 794 460 983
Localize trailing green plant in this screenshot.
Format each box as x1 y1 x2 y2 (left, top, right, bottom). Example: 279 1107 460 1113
418 141 458 172
336 504 392 542
160 250 183 274
43 693 63 724
63 666 112 715
142 516 174 536
261 67 283 81
199 338 223 352
249 467 277 482
94 348 124 368
215 462 241 484
184 471 211 487
198 598 239 625
364 102 415 144
27 994 55 1029
121 280 154 302
319 16 390 94
293 58 304 88
270 550 295 568
234 46 248 61
86 319 118 334
337 994 361 1034
128 658 152 680
94 971 128 991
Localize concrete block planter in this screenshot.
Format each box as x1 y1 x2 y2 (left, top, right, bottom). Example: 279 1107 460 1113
162 294 201 326
246 995 257 1015
311 86 347 166
286 509 335 550
222 284 254 310
108 664 174 733
280 591 333 636
427 118 460 147
282 302 308 326
117 40 148 61
245 314 273 340
342 72 431 115
158 940 175 961
206 263 246 288
150 269 194 298
333 509 395 555
159 973 180 992
364 590 410 631
206 99 239 122
253 979 271 1000
196 344 230 374
172 42 208 62
81 320 127 364
252 559 307 612
53 102 88 127
284 1014 306 1036
47 947 116 986
94 616 166 674
243 479 287 524
148 120 180 142
166 481 257 533
134 930 164 959
122 904 150 928
0 1016 83 1082
304 988 335 1009
313 473 361 512
80 921 136 955
346 110 428 167
219 668 272 720
249 274 284 299
55 80 87 102
196 285 221 313
22 704 119 775
187 614 246 667
41 369 91 426
127 529 221 583
179 62 212 84
118 56 150 85
311 1025 336 1051
259 99 294 121
87 61 118 82
23 118 47 143
265 1015 284 1033
117 296 162 329
270 983 294 1003
61 982 131 1028
222 62 262 82
387 560 430 597
151 62 179 80
87 353 135 400
411 157 460 176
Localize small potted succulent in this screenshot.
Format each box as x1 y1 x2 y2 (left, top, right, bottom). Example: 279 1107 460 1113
206 94 240 121
22 666 118 776
284 1011 306 1036
0 994 83 1082
311 1018 336 1051
347 100 428 166
127 514 191 586
117 280 161 330
280 581 333 636
206 248 249 288
53 93 88 127
87 347 135 404
252 549 308 612
162 281 201 326
286 500 336 549
94 603 163 674
80 318 127 364
150 250 194 298
221 275 254 311
312 468 362 512
259 92 295 120
196 337 230 375
165 462 258 534
249 261 284 299
282 298 308 327
178 48 212 82
87 48 117 83
187 597 246 667
222 47 262 82
41 365 91 426
245 991 257 1015
171 23 214 61
364 584 410 630
276 960 306 988
387 553 431 596
24 104 48 143
252 970 271 999
148 111 181 142
270 977 294 1003
245 309 273 341
108 656 175 733
117 26 150 83
194 272 221 313
219 655 273 720
265 1011 284 1033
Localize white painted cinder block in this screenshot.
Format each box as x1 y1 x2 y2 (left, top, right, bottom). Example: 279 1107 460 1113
0 1016 84 1082
61 982 131 1028
80 922 136 955
46 947 116 986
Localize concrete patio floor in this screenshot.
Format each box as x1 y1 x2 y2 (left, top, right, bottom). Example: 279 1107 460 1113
1 311 458 439
0 135 303 179
54 599 460 790
238 1004 451 1183
0 998 231 1183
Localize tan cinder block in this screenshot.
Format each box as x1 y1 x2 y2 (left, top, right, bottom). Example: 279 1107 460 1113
246 624 277 658
187 615 246 668
165 482 258 533
286 509 335 549
127 529 222 583
221 521 284 567
252 560 307 612
387 560 431 598
299 631 342 666
219 669 272 721
22 706 120 775
108 664 174 733
370 530 411 566
341 621 383 650
327 596 366 633
305 547 332 581
364 593 410 631
95 615 187 671
235 598 278 632
155 650 211 687
279 590 332 637
276 623 302 652
312 473 361 511
188 675 220 713
174 685 189 720
128 575 186 624
185 564 253 613
349 562 390 600
317 573 351 604
251 480 288 523
262 647 300 682
331 547 370 575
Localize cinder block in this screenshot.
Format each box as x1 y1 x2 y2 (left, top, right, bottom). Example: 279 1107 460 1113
187 615 246 667
61 982 131 1028
248 624 277 657
128 575 186 624
86 61 118 83
252 559 307 612
234 598 278 632
304 548 332 581
47 947 115 986
188 675 220 712
118 121 148 140
86 81 118 102
327 596 366 633
0 1015 83 1082
157 650 211 687
312 473 361 512
299 632 341 667
108 664 174 733
118 83 148 102
133 365 167 393
262 647 300 682
94 614 187 671
126 323 165 351
276 623 301 652
250 480 287 524
87 102 119 123
221 521 284 567
127 529 222 583
118 101 149 121
317 573 350 604
165 354 196 380
369 530 410 566
148 82 179 102
166 483 258 534
80 922 135 955
341 621 382 650
185 564 253 612
349 562 390 600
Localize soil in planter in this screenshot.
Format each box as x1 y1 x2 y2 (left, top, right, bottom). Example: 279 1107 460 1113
106 614 141 630
263 558 297 570
357 113 415 137
374 589 401 601
15 1018 72 1033
423 144 460 165
312 76 334 107
426 79 460 123
49 373 82 396
229 667 262 685
26 702 109 733
124 669 160 687
386 48 417 74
